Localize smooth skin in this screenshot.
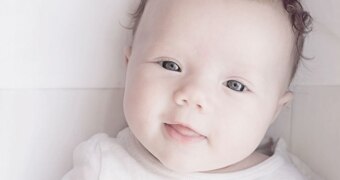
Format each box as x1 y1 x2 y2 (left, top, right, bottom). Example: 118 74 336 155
123 0 295 173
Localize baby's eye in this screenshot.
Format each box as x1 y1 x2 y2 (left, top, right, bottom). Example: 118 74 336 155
159 61 182 72
224 80 247 92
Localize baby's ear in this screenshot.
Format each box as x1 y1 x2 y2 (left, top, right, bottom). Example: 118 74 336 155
279 90 294 107
124 46 132 65
271 91 294 124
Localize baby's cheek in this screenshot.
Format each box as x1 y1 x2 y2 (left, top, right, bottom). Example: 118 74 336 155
125 80 161 120
210 118 264 159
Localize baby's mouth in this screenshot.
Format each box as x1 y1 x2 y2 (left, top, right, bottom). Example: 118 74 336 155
164 123 206 143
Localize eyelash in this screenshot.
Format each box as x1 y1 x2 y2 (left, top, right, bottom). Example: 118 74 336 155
158 60 249 92
159 60 182 72
223 80 248 92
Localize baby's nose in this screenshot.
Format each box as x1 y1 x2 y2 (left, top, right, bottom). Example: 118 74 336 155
173 81 212 113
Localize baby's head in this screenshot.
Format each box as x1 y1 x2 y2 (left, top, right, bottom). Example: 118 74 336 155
122 0 312 172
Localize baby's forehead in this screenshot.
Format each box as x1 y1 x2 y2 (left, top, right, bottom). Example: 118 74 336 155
137 1 293 49
142 0 288 27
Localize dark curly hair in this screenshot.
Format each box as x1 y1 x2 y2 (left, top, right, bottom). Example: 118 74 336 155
125 0 312 82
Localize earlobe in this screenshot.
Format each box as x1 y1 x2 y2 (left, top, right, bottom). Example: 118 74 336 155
279 91 294 107
124 46 132 65
271 91 294 124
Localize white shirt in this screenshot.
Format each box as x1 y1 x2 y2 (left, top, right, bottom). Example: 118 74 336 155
62 128 307 180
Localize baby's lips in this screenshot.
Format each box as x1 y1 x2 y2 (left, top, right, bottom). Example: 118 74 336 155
166 123 205 137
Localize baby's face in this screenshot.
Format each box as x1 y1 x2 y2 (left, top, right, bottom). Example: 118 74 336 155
124 0 294 172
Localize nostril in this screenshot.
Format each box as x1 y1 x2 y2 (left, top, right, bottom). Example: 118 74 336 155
174 90 208 112
176 98 188 106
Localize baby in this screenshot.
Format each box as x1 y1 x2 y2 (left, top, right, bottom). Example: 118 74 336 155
63 0 312 179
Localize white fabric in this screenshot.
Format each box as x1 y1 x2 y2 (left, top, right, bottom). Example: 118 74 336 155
62 127 308 180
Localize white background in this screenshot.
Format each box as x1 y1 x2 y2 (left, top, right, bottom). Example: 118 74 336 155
0 0 339 179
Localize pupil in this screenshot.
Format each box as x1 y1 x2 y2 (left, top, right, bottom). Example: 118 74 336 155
167 63 176 70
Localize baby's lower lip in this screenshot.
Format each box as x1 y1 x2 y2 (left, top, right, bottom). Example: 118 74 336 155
164 123 206 143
